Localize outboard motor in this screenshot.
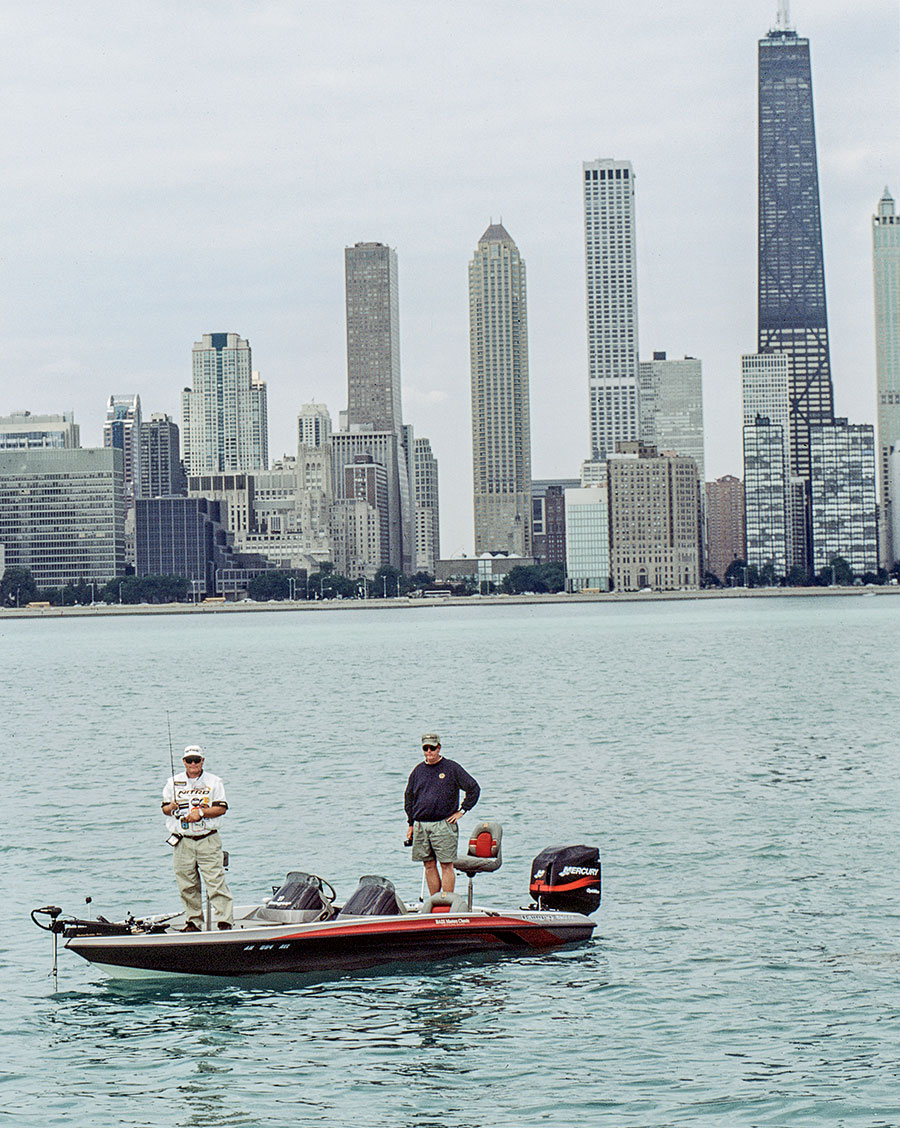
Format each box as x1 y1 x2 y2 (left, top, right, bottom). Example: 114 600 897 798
529 845 601 914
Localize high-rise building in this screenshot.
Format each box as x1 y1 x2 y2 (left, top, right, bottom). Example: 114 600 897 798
638 353 705 486
809 421 878 577
705 475 746 583
564 485 611 592
340 456 390 576
182 333 268 476
873 187 900 565
412 437 439 575
331 430 407 570
298 402 333 450
607 442 701 591
532 479 579 566
584 158 640 461
341 244 413 571
757 8 834 483
297 403 334 553
140 413 186 498
743 417 789 578
0 448 125 587
103 394 142 514
0 411 80 449
468 221 532 556
345 243 403 435
741 351 799 571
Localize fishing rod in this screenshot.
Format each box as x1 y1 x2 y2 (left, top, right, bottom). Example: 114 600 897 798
165 713 183 845
166 712 176 788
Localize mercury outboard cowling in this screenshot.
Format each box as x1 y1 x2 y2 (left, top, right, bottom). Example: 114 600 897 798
529 845 601 914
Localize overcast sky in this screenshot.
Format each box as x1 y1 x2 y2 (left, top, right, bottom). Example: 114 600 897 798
2 1 898 555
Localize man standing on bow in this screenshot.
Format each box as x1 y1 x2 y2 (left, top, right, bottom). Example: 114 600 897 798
404 732 480 896
161 745 234 931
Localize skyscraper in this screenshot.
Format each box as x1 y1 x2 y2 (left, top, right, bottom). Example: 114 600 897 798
809 421 877 576
344 243 403 435
873 187 900 564
139 413 186 498
468 222 532 556
743 418 789 578
583 158 639 461
638 353 705 486
340 243 413 571
706 476 746 583
757 6 834 483
741 351 795 577
103 394 142 514
182 333 268 476
412 437 440 574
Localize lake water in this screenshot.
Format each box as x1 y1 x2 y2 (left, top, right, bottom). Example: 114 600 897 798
3 596 900 1126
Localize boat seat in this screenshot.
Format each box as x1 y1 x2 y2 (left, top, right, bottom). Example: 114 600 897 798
453 821 502 910
252 871 335 923
422 891 468 914
454 821 502 876
338 875 408 917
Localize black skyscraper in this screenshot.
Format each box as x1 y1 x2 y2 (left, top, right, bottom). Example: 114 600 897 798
757 11 834 483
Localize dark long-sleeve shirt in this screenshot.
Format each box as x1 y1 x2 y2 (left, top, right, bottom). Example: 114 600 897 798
404 757 480 823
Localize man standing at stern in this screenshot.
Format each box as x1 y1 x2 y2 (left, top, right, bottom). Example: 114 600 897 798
161 745 234 931
405 732 480 895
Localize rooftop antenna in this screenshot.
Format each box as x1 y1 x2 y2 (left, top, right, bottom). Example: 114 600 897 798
776 0 792 30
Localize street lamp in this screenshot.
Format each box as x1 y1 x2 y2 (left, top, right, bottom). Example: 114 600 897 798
118 582 123 604
90 582 95 606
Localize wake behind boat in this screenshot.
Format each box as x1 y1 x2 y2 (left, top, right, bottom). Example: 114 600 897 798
32 829 601 981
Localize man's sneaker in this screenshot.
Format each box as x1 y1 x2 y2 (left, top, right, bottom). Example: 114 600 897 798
178 922 201 933
217 922 232 930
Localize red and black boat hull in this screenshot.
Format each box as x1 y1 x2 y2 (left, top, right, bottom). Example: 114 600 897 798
65 911 596 979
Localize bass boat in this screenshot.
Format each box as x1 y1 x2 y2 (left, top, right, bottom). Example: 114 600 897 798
31 825 601 982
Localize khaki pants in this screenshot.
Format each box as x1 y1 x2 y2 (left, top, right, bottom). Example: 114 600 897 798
173 833 233 927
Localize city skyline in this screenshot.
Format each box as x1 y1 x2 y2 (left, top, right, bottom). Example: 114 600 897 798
2 2 896 555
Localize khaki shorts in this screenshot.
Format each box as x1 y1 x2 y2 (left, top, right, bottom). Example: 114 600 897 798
411 819 459 863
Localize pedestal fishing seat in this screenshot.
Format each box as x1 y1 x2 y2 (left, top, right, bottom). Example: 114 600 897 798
453 820 502 910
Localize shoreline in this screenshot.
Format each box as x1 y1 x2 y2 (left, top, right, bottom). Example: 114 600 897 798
2 585 897 618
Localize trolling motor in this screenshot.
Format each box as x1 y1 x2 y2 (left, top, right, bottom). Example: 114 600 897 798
30 905 64 983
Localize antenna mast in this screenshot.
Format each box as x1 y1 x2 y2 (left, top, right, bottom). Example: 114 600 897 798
776 1 792 31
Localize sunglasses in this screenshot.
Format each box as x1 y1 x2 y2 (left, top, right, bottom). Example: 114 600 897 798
422 745 438 752
183 756 203 764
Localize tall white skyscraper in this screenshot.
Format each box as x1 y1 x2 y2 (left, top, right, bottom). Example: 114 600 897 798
182 333 268 476
638 353 705 486
874 187 900 564
584 158 640 460
469 222 532 556
103 394 142 513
